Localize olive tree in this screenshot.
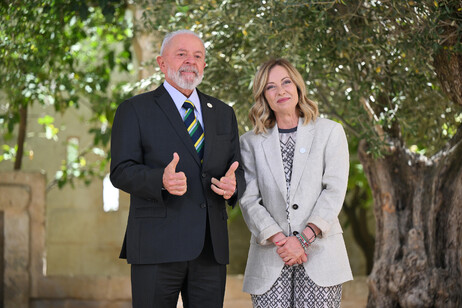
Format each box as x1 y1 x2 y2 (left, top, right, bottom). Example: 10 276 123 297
139 1 461 306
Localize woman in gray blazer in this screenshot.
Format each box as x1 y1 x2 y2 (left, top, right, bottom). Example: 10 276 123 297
239 58 353 307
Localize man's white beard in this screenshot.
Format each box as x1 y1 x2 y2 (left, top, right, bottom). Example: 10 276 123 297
167 65 203 90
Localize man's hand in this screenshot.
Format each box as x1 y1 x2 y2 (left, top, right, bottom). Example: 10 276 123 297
162 153 187 196
211 161 239 199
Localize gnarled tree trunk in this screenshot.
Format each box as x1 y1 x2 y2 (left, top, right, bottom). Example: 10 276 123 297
359 130 462 307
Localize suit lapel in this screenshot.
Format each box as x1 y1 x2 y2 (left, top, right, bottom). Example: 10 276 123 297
262 124 287 202
198 91 216 169
289 118 315 203
155 85 201 166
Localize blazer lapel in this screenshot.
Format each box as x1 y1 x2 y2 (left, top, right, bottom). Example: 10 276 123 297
155 86 201 166
289 118 315 204
262 124 287 202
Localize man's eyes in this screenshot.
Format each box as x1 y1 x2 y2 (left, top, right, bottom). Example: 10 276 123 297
176 53 203 59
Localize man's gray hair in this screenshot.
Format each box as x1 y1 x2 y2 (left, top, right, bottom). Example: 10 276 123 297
160 30 205 55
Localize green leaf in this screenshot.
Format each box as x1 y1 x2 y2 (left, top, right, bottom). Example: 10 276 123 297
37 115 55 125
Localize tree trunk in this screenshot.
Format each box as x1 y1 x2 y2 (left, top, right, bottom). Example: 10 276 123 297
14 105 27 170
359 132 462 307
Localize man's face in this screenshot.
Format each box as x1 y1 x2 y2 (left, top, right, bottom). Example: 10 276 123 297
157 34 206 93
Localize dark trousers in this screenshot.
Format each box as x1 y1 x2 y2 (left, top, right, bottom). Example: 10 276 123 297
130 220 227 308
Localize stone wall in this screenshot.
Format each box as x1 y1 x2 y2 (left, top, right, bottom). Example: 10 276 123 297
0 171 132 308
0 172 45 307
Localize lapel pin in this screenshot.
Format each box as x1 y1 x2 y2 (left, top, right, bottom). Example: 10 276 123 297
300 147 306 153
207 103 213 108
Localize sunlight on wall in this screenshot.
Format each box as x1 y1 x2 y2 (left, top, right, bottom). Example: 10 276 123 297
103 174 119 212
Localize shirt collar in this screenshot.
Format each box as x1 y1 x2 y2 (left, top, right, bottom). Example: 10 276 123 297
163 80 201 112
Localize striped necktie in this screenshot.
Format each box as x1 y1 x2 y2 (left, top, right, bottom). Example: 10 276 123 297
183 100 204 161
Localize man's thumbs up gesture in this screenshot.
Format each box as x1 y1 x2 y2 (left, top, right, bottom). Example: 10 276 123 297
211 161 239 200
162 153 187 195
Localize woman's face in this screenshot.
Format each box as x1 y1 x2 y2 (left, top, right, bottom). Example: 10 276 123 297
264 65 299 117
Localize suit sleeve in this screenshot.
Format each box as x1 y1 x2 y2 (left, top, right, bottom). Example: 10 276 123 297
109 100 164 202
307 123 349 236
227 110 246 207
239 134 284 246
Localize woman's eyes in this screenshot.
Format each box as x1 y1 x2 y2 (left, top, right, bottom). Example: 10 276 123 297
266 80 292 91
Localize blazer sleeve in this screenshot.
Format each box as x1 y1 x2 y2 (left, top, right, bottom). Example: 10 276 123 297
307 123 349 236
109 100 164 202
239 133 284 246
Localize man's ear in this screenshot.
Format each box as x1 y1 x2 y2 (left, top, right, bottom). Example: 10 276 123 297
157 56 166 73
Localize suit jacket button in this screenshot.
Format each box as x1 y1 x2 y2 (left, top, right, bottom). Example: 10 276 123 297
292 204 299 210
200 203 206 208
201 172 207 178
293 231 299 235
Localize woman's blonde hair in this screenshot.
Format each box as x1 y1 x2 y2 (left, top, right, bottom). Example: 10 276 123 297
249 58 319 134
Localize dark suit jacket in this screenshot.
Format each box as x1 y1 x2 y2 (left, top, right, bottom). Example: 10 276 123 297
110 84 245 265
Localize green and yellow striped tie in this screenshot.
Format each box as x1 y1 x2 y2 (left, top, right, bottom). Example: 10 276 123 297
183 100 204 161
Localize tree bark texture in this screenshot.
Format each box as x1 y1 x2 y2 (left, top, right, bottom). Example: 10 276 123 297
433 9 462 107
359 134 462 307
14 105 27 170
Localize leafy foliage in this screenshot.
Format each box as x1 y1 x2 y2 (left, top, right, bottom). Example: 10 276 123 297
1 0 461 192
139 0 461 156
0 0 134 186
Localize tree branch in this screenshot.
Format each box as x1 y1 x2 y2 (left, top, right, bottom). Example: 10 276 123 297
315 86 361 138
432 123 462 161
359 96 385 140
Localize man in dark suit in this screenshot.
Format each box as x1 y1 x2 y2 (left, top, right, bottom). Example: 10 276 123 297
110 30 246 308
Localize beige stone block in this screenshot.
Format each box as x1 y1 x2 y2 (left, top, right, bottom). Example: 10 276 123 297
47 180 104 211
47 209 97 243
5 212 29 257
93 210 128 245
1 171 47 307
4 271 29 308
45 186 129 276
0 186 30 211
35 276 131 300
81 245 129 276
46 244 83 276
47 242 129 276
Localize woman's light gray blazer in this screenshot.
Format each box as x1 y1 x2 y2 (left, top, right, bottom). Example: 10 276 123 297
239 117 353 295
